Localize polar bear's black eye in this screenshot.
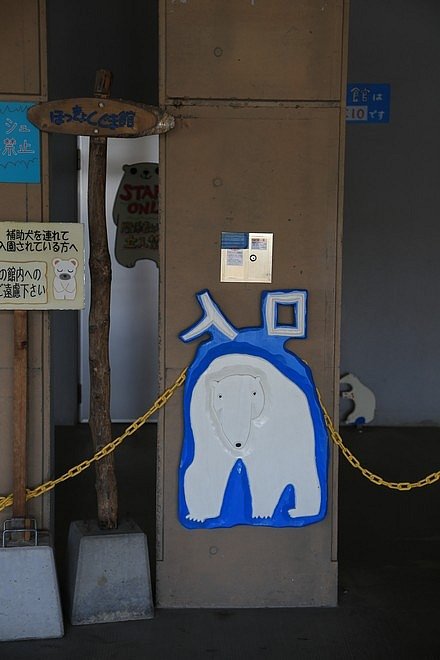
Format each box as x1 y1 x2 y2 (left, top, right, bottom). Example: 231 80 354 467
130 167 137 175
252 392 257 396
218 394 222 398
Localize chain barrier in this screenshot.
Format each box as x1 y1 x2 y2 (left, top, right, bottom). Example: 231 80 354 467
317 390 440 490
0 368 188 513
1 369 438 513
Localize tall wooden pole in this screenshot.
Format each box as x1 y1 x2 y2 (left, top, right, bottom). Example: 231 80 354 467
25 70 174 530
88 69 118 528
13 310 28 520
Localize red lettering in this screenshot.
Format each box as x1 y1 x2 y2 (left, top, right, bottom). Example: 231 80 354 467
119 184 133 201
141 185 159 200
126 201 159 215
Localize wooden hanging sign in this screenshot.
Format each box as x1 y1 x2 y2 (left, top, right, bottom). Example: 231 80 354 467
27 98 174 138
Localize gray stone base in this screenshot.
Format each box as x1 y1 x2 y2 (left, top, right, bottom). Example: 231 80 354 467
67 519 154 625
0 545 64 641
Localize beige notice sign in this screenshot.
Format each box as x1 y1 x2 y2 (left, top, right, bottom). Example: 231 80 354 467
0 222 85 310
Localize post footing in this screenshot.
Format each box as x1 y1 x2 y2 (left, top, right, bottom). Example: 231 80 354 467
67 519 153 625
0 544 64 640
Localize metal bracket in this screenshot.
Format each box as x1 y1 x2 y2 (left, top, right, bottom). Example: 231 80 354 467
2 518 38 547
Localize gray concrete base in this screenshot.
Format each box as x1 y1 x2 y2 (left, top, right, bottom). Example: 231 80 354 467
67 519 154 625
0 545 64 641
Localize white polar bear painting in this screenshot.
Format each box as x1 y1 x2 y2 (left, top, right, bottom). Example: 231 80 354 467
179 290 329 529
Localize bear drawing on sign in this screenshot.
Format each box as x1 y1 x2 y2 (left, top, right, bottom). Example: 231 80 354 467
52 258 78 300
185 354 321 523
179 289 328 529
112 162 159 268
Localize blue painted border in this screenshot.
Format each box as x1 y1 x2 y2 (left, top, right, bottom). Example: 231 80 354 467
178 290 329 529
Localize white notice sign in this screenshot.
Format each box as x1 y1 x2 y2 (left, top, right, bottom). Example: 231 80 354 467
0 222 85 309
220 232 273 283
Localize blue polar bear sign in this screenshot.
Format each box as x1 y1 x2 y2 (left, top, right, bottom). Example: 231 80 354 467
179 290 329 529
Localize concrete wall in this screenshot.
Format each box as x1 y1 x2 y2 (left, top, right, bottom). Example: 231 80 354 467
342 0 440 425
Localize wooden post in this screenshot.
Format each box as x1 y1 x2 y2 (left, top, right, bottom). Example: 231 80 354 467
26 70 174 531
13 310 28 520
88 69 118 528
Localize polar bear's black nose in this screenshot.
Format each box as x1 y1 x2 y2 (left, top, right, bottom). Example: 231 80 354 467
60 273 71 280
235 443 242 448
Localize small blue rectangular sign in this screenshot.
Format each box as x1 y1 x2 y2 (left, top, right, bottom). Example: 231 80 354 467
221 232 249 249
346 84 390 123
0 102 41 183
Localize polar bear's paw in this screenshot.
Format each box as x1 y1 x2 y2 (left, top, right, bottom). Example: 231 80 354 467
186 514 206 523
252 514 272 520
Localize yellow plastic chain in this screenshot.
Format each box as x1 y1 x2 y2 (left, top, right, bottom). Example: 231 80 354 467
0 368 188 513
317 390 440 490
1 369 438 514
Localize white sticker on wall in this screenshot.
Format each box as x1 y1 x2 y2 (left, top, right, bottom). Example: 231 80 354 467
220 232 273 283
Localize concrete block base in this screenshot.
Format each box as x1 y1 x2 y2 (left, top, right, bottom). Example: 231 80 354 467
0 545 64 641
68 519 154 625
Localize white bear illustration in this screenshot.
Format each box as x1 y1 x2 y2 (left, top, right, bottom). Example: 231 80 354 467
52 258 78 300
184 353 321 522
340 373 376 425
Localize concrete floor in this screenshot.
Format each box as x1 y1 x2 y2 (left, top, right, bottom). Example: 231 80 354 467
1 425 439 659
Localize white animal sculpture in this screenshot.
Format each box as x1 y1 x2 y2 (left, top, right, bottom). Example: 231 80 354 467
340 373 375 425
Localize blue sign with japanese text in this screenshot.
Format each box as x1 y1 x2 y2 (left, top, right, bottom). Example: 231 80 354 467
0 102 40 183
346 84 390 123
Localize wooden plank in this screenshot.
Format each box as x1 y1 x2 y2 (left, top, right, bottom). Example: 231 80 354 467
0 0 49 531
164 0 344 101
158 104 341 607
13 310 28 518
28 98 173 138
0 0 41 95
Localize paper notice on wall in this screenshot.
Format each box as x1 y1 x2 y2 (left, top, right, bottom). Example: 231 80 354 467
0 222 85 310
220 232 273 283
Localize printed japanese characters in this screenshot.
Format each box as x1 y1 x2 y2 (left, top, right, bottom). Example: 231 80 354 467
0 102 40 184
112 163 159 267
178 290 329 529
0 223 84 310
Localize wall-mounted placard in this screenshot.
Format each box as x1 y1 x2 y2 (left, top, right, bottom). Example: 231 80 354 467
0 102 40 183
112 162 159 267
346 83 390 123
0 223 85 310
178 289 327 529
220 232 273 283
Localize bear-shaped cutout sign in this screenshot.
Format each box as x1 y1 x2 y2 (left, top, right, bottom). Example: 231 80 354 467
178 290 329 529
112 162 159 267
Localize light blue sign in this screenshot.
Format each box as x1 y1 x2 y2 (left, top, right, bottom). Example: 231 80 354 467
0 102 40 183
178 290 329 529
346 84 390 123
